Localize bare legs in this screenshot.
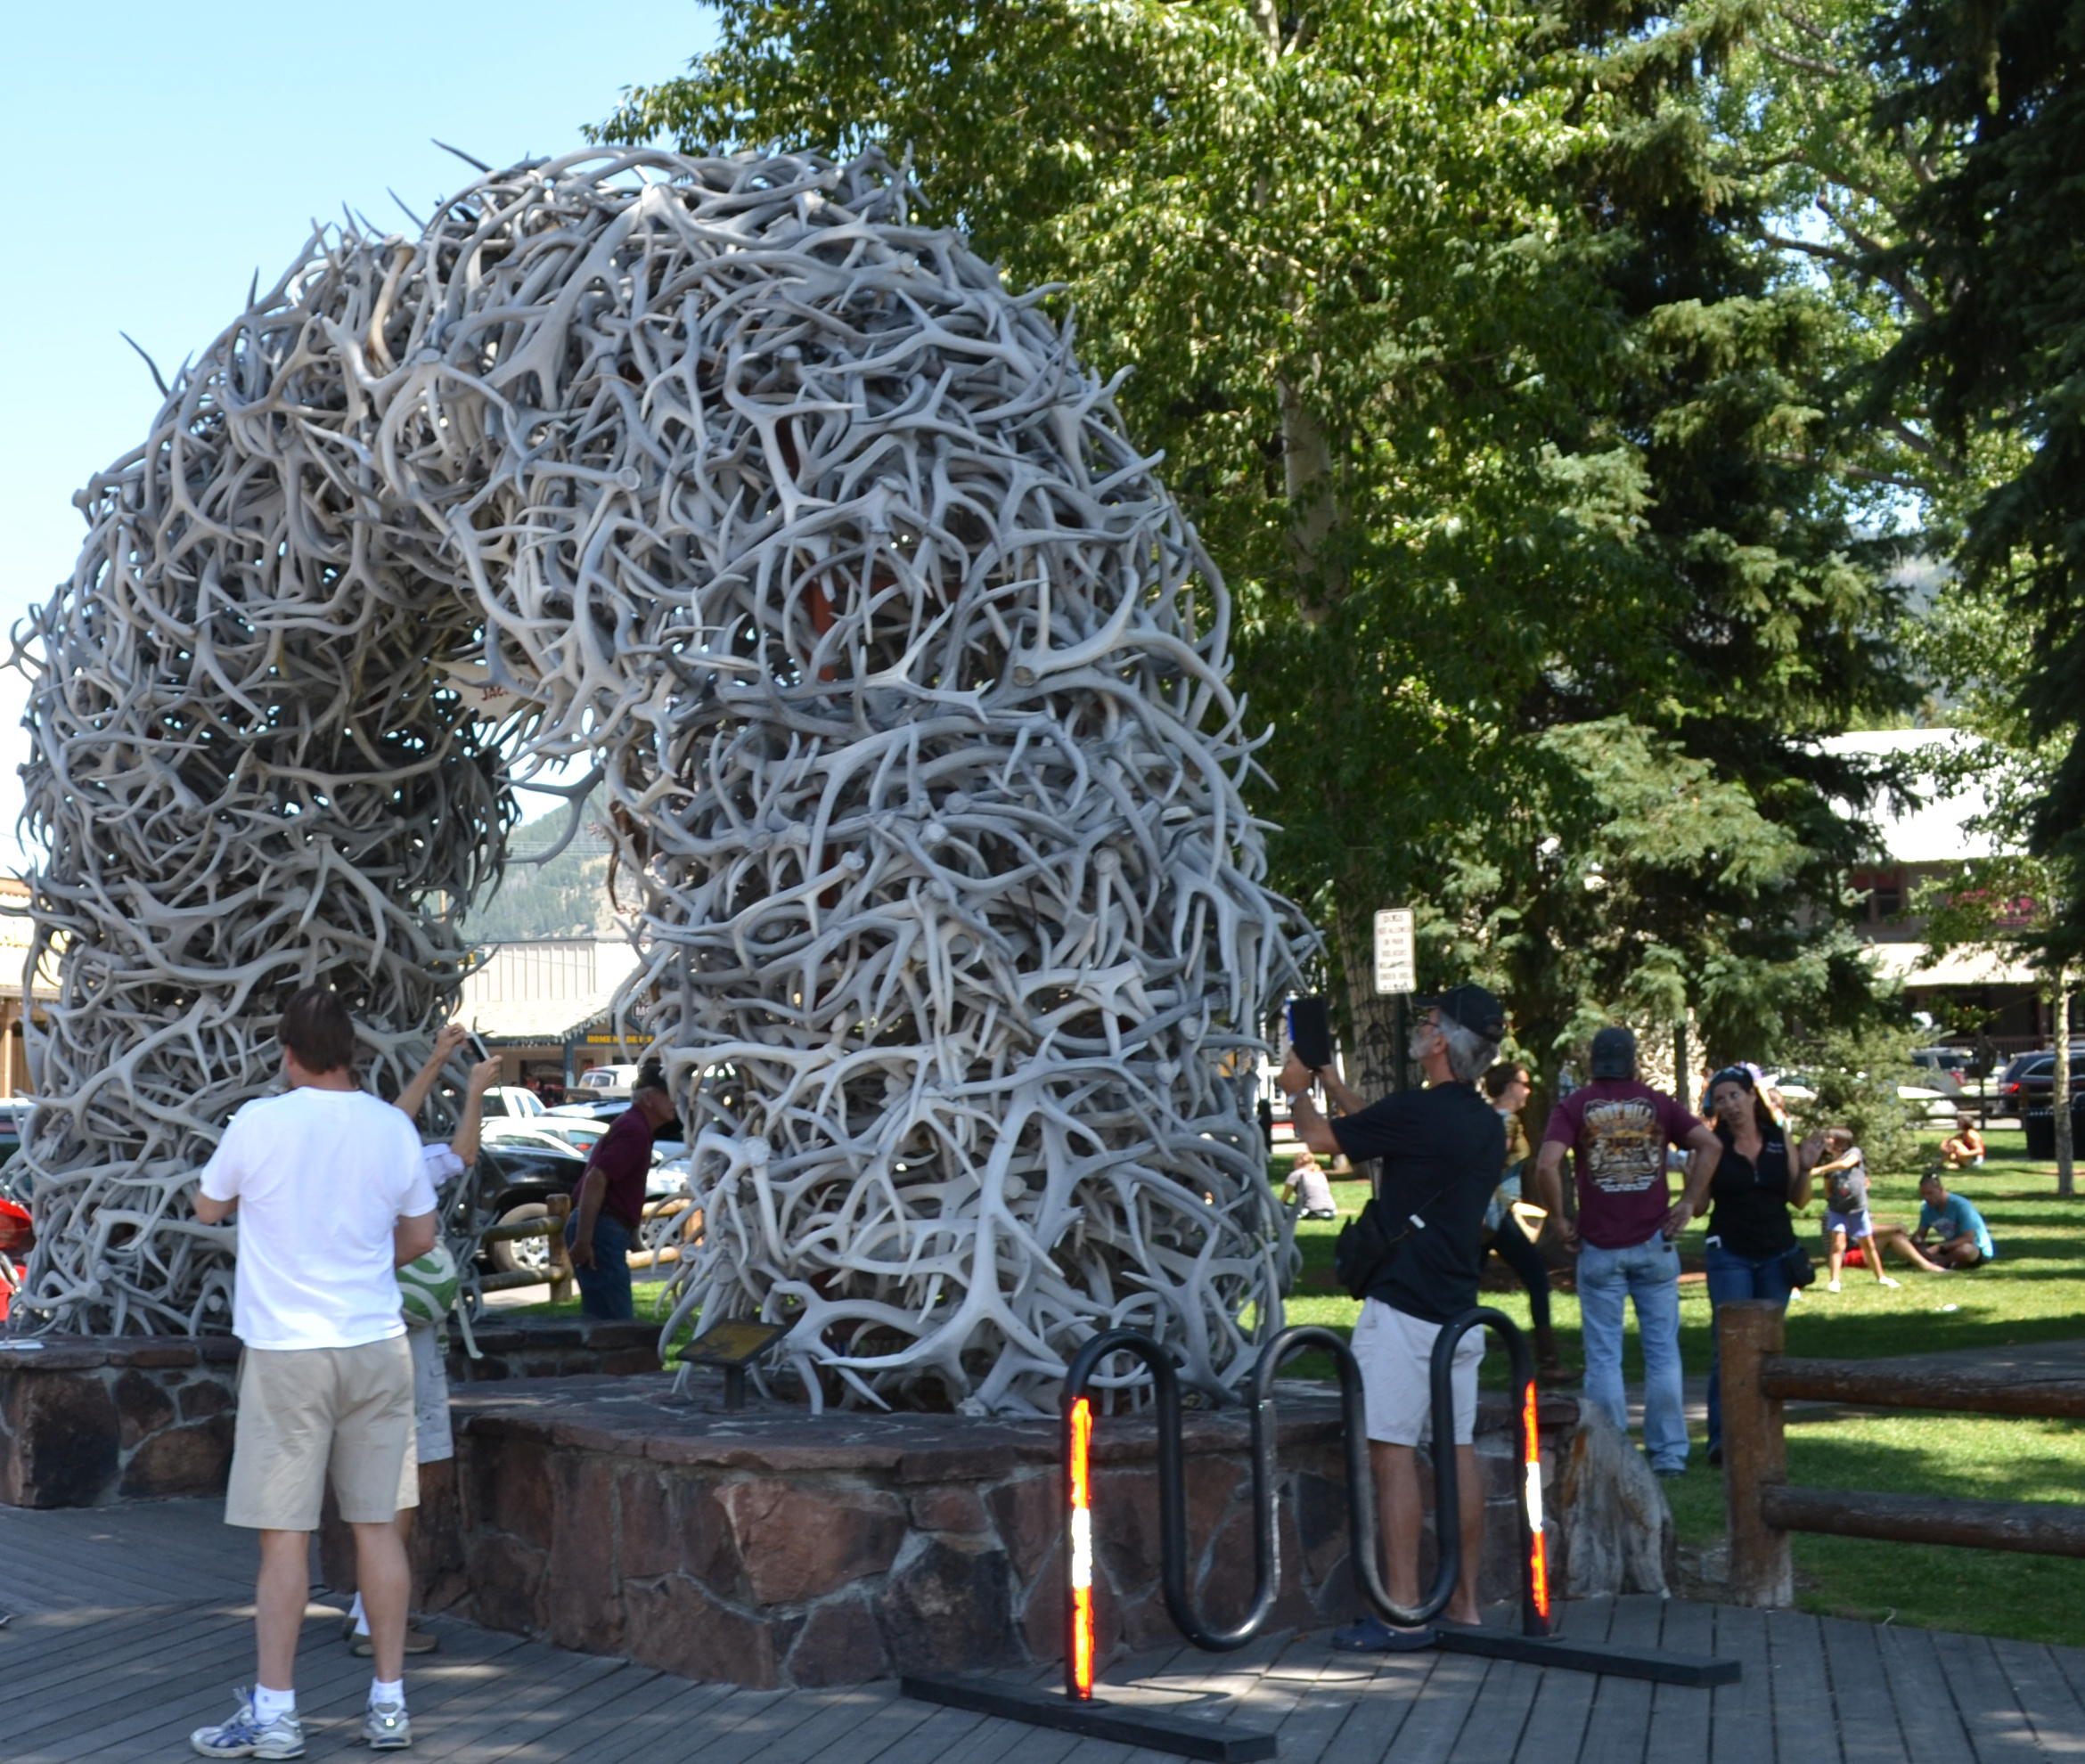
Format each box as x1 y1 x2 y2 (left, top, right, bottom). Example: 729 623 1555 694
352 1519 410 1683
252 1523 410 1686
254 1529 309 1693
1830 1228 1898 1283
1373 1440 1484 1628
1870 1223 1948 1274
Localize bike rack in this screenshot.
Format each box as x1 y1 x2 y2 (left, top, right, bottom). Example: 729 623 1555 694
904 1306 1734 1760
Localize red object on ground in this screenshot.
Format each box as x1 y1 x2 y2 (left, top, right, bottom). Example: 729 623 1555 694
1845 1245 1867 1269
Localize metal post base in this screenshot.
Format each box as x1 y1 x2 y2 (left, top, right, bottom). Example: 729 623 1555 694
1434 1627 1739 1687
901 1674 1279 1761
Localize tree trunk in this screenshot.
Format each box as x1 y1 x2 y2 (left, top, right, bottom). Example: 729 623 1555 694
1277 377 1345 621
2056 969 2074 1199
1333 897 1402 1101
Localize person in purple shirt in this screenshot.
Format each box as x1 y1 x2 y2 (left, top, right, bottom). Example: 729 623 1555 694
1533 1027 1721 1477
565 1064 678 1319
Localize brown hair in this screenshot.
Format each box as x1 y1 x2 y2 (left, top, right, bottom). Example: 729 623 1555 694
278 985 358 1074
1824 1127 1854 1154
1709 1068 1777 1139
1482 1062 1528 1101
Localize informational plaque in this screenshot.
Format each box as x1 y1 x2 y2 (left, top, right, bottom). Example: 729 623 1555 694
1373 908 1416 996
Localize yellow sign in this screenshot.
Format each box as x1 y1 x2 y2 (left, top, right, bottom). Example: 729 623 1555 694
682 1319 789 1367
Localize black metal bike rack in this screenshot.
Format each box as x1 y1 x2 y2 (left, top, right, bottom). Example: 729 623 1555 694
903 1306 1734 1760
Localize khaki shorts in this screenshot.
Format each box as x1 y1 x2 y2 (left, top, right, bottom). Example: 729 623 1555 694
225 1337 419 1531
1351 1299 1484 1448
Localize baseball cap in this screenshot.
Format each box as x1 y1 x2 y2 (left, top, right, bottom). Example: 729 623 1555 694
1589 1026 1637 1080
1418 983 1507 1043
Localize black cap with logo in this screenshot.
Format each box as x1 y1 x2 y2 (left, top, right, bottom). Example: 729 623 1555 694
1417 983 1507 1044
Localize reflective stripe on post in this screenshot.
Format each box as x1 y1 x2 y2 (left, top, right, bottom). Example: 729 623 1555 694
1067 1395 1096 1699
1522 1376 1550 1627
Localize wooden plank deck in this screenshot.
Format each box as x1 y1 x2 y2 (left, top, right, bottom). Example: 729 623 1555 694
6 1499 2085 1762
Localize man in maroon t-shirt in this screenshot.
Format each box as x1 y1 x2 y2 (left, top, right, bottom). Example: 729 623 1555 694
1533 1028 1720 1475
566 1066 677 1319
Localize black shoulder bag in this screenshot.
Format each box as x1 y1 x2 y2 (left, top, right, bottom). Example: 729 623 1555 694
1333 1175 1465 1301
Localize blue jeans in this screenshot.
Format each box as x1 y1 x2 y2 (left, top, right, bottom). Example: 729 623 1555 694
565 1211 634 1320
1576 1232 1687 1473
1704 1240 1794 1453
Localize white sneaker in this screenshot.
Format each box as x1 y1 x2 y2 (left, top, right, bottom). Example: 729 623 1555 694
1827 1278 1841 1293
364 1699 411 1751
1878 1275 1901 1288
191 1691 305 1760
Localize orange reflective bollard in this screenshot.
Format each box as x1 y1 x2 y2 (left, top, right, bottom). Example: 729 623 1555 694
1067 1395 1096 1699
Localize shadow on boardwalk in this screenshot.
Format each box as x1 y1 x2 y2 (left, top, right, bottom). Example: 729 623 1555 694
6 1498 2085 1762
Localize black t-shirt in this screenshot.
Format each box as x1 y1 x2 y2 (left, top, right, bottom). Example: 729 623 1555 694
1331 1083 1504 1323
1708 1121 1797 1258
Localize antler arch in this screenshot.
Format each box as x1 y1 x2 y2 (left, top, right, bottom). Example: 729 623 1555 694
18 147 1304 1410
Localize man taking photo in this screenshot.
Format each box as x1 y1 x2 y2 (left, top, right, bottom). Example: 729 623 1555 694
1533 1026 1720 1479
1281 984 1508 1652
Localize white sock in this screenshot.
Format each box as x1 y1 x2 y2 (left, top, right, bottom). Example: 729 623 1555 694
253 1685 296 1722
350 1590 369 1637
372 1676 405 1709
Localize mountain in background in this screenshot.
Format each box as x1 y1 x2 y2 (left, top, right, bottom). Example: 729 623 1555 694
461 796 623 943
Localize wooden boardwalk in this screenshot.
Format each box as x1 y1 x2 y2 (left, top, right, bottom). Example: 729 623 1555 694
6 1498 2085 1762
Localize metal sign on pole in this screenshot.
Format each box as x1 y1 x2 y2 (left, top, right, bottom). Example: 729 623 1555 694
1373 908 1415 996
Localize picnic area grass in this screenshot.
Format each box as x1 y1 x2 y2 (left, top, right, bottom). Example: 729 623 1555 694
1279 1124 2085 1646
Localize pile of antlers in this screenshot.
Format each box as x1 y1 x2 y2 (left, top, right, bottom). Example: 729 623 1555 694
15 147 1304 1409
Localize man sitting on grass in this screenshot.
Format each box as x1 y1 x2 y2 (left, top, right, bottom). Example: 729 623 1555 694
1916 1170 1996 1269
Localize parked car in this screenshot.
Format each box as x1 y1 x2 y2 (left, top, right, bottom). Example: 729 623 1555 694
1997 1049 2085 1113
0 1100 32 1164
472 1139 591 1277
1762 1072 1956 1122
486 1113 609 1157
0 1157 32 1324
569 1063 641 1100
1909 1047 1972 1099
471 1126 689 1278
479 1086 546 1120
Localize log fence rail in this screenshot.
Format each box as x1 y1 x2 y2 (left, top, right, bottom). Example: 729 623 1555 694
1721 1300 2085 1606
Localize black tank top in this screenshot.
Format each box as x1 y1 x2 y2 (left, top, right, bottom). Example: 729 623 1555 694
1708 1122 1797 1257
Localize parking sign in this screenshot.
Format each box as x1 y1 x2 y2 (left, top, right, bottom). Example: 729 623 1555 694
1373 909 1415 995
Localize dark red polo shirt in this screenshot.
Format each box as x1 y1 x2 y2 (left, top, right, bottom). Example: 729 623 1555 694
587 1107 655 1229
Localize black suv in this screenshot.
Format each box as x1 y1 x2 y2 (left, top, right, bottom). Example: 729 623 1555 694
1997 1048 2085 1112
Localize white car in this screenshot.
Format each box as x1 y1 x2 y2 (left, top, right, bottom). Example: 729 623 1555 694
571 1063 641 1099
479 1085 545 1120
1762 1074 1956 1122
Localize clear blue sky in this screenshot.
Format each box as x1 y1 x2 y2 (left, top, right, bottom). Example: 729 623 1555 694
0 1 715 866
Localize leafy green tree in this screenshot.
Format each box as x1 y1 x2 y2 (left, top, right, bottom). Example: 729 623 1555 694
1868 0 2085 966
599 0 1913 1098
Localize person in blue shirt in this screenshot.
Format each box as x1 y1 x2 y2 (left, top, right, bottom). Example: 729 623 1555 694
1915 1171 1996 1268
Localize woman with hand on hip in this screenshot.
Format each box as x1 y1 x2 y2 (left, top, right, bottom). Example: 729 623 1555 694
1702 1066 1820 1466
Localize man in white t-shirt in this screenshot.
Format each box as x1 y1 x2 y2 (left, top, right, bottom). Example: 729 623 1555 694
190 986 437 1760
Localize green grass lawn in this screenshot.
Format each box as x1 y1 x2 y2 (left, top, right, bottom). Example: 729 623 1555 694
1278 1126 2085 1646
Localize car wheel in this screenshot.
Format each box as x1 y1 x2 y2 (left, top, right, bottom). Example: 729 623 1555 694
490 1203 555 1277
639 1198 701 1256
